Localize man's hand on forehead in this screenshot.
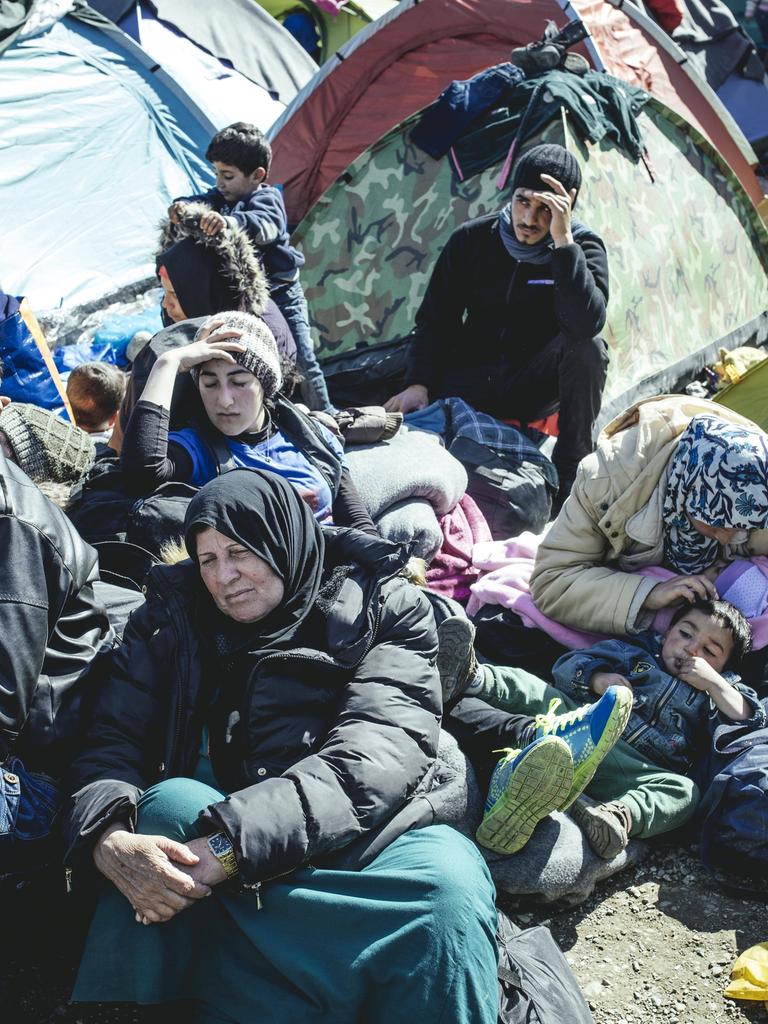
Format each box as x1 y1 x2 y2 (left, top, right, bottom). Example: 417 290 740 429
520 173 576 247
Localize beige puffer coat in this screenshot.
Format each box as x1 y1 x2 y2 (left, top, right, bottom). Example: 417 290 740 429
530 395 768 635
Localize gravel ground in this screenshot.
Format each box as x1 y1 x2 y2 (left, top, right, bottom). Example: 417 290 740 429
499 844 767 1024
4 843 767 1023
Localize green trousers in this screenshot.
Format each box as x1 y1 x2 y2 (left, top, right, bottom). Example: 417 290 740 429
480 664 700 838
74 779 499 1024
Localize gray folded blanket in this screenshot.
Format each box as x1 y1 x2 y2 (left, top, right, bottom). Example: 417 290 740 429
346 428 468 559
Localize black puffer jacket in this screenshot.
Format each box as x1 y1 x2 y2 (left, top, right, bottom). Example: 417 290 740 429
65 530 441 883
0 455 112 770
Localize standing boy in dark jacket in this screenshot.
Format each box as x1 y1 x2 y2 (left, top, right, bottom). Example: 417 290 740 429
170 122 332 412
385 143 609 506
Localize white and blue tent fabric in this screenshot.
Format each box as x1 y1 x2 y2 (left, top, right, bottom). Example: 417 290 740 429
91 0 317 131
0 4 216 312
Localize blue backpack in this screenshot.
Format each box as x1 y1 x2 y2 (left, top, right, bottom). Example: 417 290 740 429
697 707 768 898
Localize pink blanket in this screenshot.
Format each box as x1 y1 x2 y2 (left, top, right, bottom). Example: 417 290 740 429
426 494 492 602
467 534 768 651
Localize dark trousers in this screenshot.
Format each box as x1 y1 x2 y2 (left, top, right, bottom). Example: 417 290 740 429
502 332 609 489
445 696 533 792
441 331 609 492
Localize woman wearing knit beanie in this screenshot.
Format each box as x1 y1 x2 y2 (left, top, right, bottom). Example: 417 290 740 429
385 142 610 511
119 311 375 532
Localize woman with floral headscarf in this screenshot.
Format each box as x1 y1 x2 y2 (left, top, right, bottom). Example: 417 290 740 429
530 395 768 636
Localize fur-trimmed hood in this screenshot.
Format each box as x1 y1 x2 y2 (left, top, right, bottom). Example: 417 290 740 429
156 202 269 317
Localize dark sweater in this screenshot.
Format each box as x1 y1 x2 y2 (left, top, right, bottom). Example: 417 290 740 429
407 213 609 417
176 183 303 289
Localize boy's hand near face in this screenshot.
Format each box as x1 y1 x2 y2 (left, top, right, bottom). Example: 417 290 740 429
677 656 750 721
200 210 228 237
591 671 633 696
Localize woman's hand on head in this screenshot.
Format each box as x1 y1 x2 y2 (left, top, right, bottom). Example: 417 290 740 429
642 573 718 612
173 338 247 374
93 824 211 925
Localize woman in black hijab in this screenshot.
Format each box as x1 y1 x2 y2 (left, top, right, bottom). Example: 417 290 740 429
65 470 499 1024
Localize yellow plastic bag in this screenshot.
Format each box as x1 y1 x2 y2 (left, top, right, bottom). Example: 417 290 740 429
724 942 768 1008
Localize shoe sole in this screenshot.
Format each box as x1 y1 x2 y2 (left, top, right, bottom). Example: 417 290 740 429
436 618 476 705
570 801 628 860
476 738 573 855
561 689 633 811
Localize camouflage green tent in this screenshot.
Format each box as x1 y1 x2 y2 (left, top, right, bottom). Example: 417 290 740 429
293 88 768 420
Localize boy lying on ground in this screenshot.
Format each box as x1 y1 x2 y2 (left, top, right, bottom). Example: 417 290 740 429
438 598 765 858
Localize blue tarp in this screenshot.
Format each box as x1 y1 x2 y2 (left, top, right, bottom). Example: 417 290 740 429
0 16 215 311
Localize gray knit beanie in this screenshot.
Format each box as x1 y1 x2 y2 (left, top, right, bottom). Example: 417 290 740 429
191 311 283 399
510 144 582 200
0 403 96 483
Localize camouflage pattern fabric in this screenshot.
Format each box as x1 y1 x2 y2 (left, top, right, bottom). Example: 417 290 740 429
292 101 768 407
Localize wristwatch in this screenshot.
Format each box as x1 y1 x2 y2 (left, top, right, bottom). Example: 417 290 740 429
207 831 239 880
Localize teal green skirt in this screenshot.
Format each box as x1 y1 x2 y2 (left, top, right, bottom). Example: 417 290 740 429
74 778 498 1024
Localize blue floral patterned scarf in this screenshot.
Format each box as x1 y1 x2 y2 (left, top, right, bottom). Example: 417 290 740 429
663 415 768 574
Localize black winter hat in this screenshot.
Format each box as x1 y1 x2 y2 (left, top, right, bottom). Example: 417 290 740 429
510 144 582 199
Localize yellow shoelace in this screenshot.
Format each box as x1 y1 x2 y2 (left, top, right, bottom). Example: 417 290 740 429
534 697 590 735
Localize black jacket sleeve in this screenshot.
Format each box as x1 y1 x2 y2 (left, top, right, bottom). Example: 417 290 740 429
64 591 178 859
406 227 472 392
202 580 440 883
0 512 112 770
120 400 194 493
332 468 378 535
551 233 609 339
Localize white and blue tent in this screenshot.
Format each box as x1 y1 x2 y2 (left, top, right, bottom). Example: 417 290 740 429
0 0 315 315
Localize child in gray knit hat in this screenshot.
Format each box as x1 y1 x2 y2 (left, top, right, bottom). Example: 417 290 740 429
0 403 95 483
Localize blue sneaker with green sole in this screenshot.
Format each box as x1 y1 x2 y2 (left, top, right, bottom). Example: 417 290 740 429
534 685 633 809
476 735 574 855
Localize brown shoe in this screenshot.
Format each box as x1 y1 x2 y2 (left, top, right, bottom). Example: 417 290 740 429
436 616 480 705
570 794 632 859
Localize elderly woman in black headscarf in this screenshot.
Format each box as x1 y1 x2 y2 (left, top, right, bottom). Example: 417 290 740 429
64 470 498 1024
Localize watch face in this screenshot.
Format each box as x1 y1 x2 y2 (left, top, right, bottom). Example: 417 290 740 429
209 833 232 857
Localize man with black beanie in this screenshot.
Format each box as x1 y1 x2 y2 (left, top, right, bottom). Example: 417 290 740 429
385 143 609 507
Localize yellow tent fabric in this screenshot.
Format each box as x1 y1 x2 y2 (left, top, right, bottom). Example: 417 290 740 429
714 354 768 432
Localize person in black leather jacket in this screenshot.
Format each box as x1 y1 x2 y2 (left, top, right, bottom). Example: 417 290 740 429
65 469 499 1023
0 451 112 871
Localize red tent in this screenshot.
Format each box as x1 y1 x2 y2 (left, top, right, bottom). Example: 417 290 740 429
269 0 765 224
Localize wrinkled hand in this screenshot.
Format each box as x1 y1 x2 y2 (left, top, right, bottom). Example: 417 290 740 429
93 826 211 925
524 174 577 247
674 655 724 693
591 671 633 696
183 836 229 888
383 385 429 414
200 210 228 237
171 338 246 374
168 201 186 225
642 574 717 612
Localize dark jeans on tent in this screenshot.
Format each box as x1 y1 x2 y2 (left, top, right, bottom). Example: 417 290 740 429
442 331 609 494
273 280 333 412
